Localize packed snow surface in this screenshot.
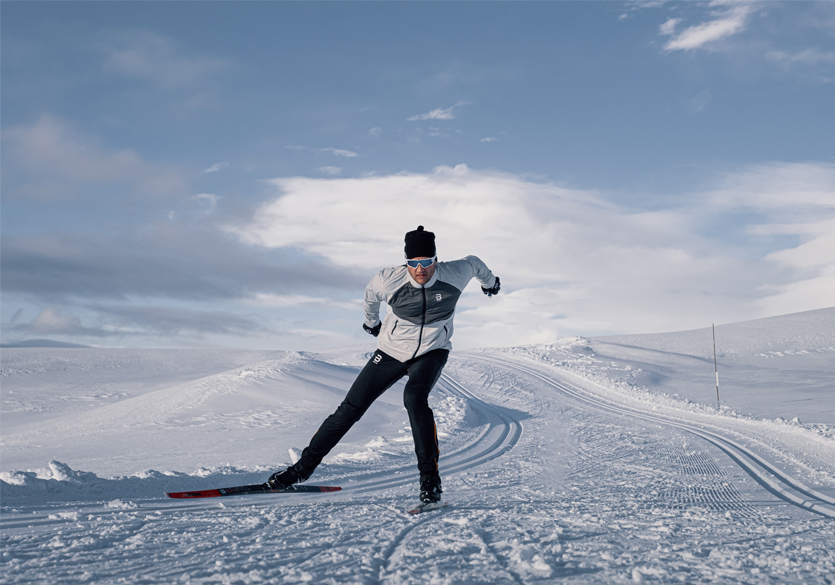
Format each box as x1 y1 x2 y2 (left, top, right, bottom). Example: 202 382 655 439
2 308 834 583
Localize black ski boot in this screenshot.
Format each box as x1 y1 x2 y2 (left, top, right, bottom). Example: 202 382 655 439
419 474 443 503
267 465 307 489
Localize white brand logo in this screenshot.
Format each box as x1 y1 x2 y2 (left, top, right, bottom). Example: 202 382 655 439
373 354 382 364
436 293 443 302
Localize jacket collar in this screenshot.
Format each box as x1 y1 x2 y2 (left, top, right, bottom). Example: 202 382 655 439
406 268 439 288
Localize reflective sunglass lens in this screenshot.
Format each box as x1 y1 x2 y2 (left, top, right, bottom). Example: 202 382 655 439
407 257 435 268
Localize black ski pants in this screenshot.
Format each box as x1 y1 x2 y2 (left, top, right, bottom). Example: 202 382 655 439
296 348 449 478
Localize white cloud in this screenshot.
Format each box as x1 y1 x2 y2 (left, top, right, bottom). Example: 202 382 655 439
481 137 498 143
10 309 25 324
15 307 110 338
688 90 712 114
408 101 470 122
756 265 835 319
190 193 219 215
664 3 754 51
409 107 456 121
369 127 383 137
249 294 360 312
320 166 342 175
3 114 187 200
30 307 83 334
706 162 835 211
766 49 835 69
758 219 835 271
286 145 359 158
204 162 229 174
102 30 230 89
659 18 681 36
287 328 348 340
318 147 358 158
705 162 835 317
227 162 835 344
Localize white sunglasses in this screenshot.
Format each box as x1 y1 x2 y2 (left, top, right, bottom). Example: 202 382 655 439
406 256 436 268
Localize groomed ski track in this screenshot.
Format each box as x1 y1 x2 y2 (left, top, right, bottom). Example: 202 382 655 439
132 349 832 521
338 366 523 495
469 353 835 519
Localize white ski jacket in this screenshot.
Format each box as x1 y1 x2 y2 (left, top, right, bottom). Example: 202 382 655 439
363 256 497 362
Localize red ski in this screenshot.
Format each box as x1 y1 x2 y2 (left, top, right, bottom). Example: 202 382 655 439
166 483 341 499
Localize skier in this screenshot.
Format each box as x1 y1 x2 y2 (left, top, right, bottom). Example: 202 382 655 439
268 225 500 503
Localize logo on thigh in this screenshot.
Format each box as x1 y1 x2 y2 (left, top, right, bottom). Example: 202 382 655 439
373 353 382 365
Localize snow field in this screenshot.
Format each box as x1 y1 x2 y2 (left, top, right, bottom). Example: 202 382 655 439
3 399 834 583
2 309 835 583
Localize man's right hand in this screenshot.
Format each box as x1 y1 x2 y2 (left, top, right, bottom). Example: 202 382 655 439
363 323 381 337
482 276 501 297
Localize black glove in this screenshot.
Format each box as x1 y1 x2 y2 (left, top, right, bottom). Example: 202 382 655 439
482 276 501 297
363 323 381 337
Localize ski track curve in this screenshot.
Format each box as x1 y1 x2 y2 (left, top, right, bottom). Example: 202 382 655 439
327 370 523 494
472 353 835 520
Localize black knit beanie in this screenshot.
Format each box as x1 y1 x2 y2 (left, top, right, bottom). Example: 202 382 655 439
404 225 436 259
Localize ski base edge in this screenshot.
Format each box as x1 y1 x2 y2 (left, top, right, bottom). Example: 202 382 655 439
166 484 342 499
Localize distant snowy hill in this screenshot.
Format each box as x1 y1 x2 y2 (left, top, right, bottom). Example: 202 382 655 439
592 307 835 423
602 307 835 360
0 339 91 349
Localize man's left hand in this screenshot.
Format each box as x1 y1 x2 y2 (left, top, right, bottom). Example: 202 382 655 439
363 323 382 337
482 276 501 297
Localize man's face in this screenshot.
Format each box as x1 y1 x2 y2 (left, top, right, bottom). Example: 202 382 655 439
407 257 436 285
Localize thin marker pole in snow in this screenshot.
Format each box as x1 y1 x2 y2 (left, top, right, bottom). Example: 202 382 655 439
713 323 720 408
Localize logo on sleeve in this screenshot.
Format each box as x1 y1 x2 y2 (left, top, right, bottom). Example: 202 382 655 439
435 293 443 302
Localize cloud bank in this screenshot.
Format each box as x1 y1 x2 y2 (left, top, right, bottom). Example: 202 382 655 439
228 162 835 347
5 145 832 349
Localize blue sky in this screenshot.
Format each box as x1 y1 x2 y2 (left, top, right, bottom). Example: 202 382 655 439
2 1 834 350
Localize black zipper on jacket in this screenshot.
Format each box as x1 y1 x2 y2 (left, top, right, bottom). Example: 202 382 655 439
411 286 426 360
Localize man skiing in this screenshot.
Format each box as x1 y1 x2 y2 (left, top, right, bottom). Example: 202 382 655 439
268 225 500 503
